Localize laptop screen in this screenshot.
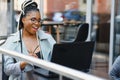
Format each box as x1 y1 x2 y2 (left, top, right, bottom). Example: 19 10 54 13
51 41 95 72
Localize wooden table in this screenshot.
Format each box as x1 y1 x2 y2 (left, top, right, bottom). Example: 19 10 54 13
42 21 81 43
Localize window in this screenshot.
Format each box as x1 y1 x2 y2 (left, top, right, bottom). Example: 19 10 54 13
83 0 94 4
83 0 86 4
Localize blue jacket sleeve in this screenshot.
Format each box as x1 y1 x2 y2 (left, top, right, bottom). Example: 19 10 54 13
109 56 120 80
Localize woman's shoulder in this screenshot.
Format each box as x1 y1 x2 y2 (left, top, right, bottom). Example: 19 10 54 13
2 31 20 45
38 30 56 43
38 30 52 38
1 31 20 49
7 31 19 41
115 56 120 61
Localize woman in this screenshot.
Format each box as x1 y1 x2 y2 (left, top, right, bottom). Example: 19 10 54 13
1 1 56 80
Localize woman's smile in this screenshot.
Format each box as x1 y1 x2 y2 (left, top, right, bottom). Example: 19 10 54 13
32 26 39 32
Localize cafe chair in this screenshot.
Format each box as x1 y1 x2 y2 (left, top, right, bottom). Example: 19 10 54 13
60 23 89 43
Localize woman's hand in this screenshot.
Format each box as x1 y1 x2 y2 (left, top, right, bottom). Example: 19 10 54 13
20 61 27 70
20 53 38 70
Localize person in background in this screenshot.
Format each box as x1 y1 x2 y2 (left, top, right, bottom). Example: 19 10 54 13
109 56 120 80
1 0 56 80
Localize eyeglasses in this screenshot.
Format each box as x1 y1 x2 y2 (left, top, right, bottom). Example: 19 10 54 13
30 18 42 24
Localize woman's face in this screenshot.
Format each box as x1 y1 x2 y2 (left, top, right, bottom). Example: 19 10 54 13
22 11 41 35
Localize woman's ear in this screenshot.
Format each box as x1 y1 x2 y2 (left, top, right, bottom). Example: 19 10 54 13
22 17 25 24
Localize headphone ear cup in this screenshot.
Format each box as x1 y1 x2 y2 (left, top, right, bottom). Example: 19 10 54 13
21 0 31 10
21 1 27 10
21 1 28 10
21 0 37 10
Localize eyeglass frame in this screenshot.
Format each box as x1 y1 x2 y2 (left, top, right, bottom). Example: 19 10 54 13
30 18 43 24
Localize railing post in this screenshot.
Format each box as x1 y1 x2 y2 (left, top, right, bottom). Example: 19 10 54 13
59 75 63 80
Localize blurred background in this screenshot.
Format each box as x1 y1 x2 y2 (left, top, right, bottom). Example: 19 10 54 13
0 0 120 79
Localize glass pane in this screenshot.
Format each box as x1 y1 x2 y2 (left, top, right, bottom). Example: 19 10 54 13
114 0 120 61
91 0 111 79
92 0 111 53
43 0 86 41
0 0 8 36
43 0 86 22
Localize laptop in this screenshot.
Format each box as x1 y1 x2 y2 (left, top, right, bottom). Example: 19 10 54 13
34 41 95 78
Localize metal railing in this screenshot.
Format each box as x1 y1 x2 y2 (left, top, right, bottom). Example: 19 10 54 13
0 48 106 80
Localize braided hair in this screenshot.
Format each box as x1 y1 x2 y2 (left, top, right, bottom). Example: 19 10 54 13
18 0 40 30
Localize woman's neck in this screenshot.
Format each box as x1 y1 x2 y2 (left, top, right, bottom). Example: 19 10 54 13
22 29 37 39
